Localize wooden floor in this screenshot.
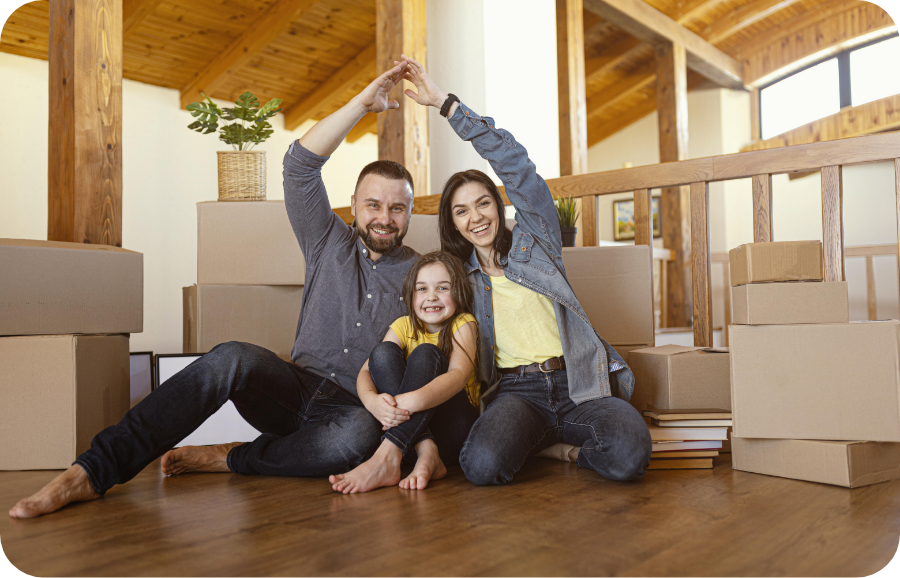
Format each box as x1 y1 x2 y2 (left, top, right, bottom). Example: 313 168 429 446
1 455 899 576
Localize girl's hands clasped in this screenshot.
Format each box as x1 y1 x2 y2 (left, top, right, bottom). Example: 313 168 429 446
364 392 411 430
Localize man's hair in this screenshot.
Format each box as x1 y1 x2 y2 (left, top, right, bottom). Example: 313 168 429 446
354 160 414 195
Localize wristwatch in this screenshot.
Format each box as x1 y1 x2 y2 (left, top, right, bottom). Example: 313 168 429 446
440 93 460 118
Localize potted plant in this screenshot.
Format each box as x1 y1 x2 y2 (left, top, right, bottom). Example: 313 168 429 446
555 196 581 247
186 92 283 201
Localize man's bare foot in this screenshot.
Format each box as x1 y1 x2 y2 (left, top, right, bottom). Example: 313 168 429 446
328 440 402 494
399 438 446 490
9 465 100 519
160 441 242 475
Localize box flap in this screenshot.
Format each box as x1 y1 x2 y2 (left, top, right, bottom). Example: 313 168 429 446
0 238 139 254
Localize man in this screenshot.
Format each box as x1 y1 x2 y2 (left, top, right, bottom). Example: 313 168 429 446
9 61 419 518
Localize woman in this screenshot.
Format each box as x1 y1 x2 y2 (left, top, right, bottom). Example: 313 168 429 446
399 56 652 485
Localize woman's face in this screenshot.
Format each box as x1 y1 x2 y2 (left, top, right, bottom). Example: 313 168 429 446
449 182 501 252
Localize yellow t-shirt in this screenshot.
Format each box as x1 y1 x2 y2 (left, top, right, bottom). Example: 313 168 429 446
490 274 564 368
388 313 480 407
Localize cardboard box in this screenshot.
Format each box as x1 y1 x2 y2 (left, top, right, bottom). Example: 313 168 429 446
0 239 143 336
562 246 654 346
0 334 130 470
732 438 900 488
628 345 731 412
197 201 305 285
729 241 823 286
732 281 849 325
403 215 441 255
612 344 653 365
183 285 303 360
730 321 900 442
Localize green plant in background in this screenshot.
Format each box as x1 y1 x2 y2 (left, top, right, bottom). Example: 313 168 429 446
554 196 581 228
186 92 283 151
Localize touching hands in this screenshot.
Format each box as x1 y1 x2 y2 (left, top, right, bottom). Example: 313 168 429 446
397 55 447 109
365 393 411 430
357 60 410 114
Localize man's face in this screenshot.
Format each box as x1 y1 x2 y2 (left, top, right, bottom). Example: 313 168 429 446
351 174 413 256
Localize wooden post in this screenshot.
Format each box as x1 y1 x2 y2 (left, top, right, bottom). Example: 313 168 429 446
48 0 123 246
690 181 712 347
376 0 428 196
722 260 731 346
752 173 773 243
821 165 845 282
750 87 761 142
635 188 655 344
656 41 692 328
556 0 595 246
865 256 877 321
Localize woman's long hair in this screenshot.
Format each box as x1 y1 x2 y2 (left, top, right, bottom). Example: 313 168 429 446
401 251 478 383
438 170 513 268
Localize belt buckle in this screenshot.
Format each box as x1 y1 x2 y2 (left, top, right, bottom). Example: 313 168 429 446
539 359 555 373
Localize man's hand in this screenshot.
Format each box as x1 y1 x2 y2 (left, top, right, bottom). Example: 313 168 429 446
358 60 410 114
398 55 447 109
364 393 411 430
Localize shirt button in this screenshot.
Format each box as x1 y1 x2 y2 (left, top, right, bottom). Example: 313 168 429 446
356 322 361 327
343 349 348 353
363 249 367 254
485 287 490 291
373 265 376 269
486 314 491 318
367 294 372 298
331 373 335 377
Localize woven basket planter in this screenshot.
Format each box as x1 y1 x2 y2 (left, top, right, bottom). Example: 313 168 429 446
217 151 266 201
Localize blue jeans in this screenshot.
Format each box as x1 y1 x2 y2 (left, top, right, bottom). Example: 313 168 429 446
459 369 651 485
74 341 382 494
369 342 478 465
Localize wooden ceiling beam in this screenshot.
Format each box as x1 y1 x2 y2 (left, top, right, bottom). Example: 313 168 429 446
283 43 376 131
582 0 743 88
586 61 656 114
179 0 319 109
122 0 163 37
346 112 378 143
702 0 803 45
585 36 644 83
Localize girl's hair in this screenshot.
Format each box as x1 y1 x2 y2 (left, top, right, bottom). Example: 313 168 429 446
401 251 478 381
438 170 513 268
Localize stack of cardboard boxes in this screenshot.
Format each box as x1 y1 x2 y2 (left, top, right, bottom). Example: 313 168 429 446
0 239 143 470
728 241 900 488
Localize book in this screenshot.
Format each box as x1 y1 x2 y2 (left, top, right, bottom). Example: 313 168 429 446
651 418 733 427
650 450 719 458
648 458 714 470
652 440 722 451
648 424 728 441
644 405 732 421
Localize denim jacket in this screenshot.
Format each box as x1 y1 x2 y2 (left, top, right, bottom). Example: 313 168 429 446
447 102 634 405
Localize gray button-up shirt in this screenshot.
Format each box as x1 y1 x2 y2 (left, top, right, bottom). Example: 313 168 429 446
283 141 419 395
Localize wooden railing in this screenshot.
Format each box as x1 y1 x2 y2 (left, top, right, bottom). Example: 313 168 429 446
335 132 900 347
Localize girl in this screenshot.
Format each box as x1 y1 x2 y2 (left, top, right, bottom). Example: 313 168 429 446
398 56 652 485
329 251 480 494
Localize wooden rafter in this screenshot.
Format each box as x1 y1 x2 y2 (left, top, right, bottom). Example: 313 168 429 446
583 0 743 88
179 0 319 109
701 0 803 45
283 43 376 131
122 0 163 37
586 60 655 114
346 112 377 143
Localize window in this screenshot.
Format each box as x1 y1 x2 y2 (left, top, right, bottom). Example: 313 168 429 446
758 33 899 140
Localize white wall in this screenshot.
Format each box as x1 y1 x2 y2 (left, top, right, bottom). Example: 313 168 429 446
0 51 378 355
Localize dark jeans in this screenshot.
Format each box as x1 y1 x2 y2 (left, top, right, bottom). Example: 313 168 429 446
460 369 651 485
74 341 382 495
369 342 478 465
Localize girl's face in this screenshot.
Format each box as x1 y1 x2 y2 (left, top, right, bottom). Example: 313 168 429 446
450 182 501 253
413 262 457 333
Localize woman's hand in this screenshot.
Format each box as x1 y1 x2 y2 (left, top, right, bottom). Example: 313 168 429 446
398 55 447 109
357 60 409 113
364 392 411 430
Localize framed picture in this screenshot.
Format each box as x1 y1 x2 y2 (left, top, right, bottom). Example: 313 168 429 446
613 195 662 241
129 351 154 408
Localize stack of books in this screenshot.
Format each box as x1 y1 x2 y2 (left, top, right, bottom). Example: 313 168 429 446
643 405 732 469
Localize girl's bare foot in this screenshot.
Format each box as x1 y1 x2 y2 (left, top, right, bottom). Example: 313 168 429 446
399 438 447 490
8 465 100 518
160 441 242 475
329 440 402 494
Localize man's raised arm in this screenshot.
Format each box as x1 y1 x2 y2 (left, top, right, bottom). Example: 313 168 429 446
284 61 409 264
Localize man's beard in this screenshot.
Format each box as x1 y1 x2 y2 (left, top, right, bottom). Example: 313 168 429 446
358 221 405 254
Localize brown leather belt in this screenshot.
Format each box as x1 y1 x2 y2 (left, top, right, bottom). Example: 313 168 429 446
499 356 566 375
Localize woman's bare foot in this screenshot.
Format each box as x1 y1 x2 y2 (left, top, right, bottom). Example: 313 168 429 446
8 465 100 518
160 441 242 475
329 440 402 494
399 439 447 490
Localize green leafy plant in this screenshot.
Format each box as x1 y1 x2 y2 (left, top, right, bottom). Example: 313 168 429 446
554 196 581 228
186 91 283 151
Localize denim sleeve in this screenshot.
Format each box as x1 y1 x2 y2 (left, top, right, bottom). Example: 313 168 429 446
282 141 350 266
447 102 563 256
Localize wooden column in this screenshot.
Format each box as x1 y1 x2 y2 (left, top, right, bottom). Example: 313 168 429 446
376 0 428 196
896 158 900 314
865 256 877 321
556 0 596 245
821 165 845 282
690 181 712 347
656 42 692 328
752 173 773 243
750 87 761 142
49 0 123 246
635 187 656 344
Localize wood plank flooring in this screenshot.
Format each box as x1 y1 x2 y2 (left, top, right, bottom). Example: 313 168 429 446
2 455 899 576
